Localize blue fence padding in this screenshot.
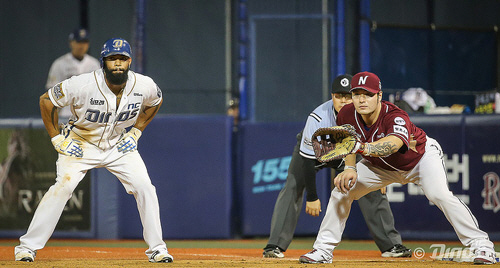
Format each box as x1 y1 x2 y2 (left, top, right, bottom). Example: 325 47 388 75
464 115 500 235
117 115 234 239
237 121 333 237
93 168 120 239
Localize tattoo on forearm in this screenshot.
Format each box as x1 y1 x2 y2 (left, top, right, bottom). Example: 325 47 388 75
367 141 398 157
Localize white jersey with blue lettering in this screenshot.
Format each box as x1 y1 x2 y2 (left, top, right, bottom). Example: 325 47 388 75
299 100 338 160
47 68 162 150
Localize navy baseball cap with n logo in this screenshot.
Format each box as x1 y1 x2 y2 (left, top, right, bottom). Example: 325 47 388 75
350 71 381 93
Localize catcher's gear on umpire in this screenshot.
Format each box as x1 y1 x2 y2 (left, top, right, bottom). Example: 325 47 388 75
51 134 83 158
117 127 142 153
311 124 364 162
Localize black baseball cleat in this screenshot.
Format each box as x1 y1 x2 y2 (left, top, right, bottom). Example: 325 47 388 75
263 246 285 258
381 244 412 258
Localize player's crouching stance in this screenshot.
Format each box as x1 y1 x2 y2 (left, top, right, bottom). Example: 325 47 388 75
15 38 173 263
299 72 496 265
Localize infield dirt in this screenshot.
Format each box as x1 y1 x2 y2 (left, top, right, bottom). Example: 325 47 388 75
0 239 494 267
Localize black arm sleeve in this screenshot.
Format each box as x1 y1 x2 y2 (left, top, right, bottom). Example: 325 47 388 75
304 157 346 201
303 156 320 201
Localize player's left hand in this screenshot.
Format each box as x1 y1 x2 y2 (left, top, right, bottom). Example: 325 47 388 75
312 124 362 162
117 127 142 153
305 199 322 217
334 169 357 194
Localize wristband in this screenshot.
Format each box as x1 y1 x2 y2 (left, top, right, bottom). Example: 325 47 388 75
130 127 142 139
51 134 65 146
344 165 357 172
357 143 371 156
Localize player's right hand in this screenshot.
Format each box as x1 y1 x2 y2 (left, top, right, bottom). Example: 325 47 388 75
51 134 83 158
334 169 357 194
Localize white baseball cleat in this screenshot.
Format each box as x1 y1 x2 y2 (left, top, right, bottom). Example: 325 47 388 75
15 250 36 262
473 248 497 265
149 250 174 263
299 249 333 263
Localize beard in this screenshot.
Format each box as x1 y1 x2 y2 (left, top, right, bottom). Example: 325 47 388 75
103 64 129 85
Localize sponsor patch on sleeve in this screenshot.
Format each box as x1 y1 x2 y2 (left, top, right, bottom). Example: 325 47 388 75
51 83 65 100
393 125 409 139
394 116 406 125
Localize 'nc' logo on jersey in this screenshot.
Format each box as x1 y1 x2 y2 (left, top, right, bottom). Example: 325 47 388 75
116 103 141 122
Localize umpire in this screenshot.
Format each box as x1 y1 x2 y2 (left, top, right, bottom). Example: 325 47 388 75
263 75 411 258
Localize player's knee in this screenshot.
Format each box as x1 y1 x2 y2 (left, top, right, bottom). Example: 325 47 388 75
50 180 77 199
425 190 453 205
131 182 156 196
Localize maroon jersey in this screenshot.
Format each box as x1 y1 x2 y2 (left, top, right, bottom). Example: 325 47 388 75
337 101 427 171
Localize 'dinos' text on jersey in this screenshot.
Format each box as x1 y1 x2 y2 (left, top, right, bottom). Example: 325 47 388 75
84 102 141 123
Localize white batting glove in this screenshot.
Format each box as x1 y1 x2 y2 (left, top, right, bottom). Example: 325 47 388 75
51 134 83 158
117 127 142 153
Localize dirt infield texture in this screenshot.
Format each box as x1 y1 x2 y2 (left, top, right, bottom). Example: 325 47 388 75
0 238 497 267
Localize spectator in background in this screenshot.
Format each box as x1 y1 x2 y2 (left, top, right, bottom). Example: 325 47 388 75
227 98 240 127
46 28 100 118
401 87 436 113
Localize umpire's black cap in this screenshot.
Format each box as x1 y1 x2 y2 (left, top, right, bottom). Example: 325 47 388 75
331 74 353 94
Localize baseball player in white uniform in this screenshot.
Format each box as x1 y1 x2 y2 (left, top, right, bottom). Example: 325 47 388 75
46 28 100 118
15 38 173 263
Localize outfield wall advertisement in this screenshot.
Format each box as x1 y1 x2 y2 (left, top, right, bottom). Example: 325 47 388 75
0 128 91 233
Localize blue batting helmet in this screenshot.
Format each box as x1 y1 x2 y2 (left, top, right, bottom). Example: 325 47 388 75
100 38 132 65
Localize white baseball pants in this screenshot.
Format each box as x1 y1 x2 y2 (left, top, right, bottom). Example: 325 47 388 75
313 137 493 253
15 142 167 258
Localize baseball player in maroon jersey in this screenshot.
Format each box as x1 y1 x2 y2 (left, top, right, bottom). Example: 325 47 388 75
299 71 496 264
263 75 410 259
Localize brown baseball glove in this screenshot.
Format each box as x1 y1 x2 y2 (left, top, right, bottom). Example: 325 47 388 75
311 124 361 162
